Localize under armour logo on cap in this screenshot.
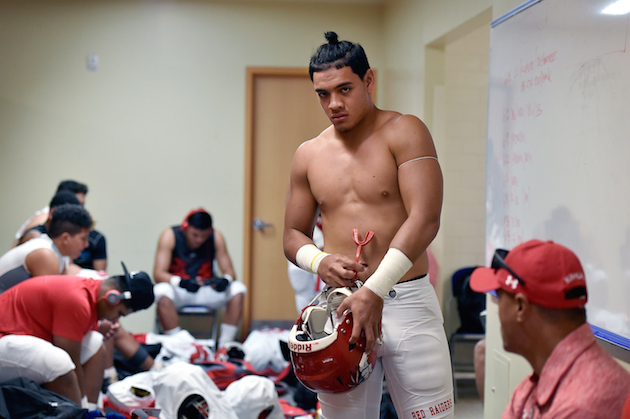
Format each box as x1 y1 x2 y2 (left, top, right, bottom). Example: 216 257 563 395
505 276 519 290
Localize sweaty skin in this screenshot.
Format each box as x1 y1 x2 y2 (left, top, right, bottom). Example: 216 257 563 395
283 66 443 353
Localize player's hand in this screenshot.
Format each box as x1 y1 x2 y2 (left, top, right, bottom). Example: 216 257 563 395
98 319 120 341
204 276 230 292
336 286 383 353
179 278 201 293
317 254 365 288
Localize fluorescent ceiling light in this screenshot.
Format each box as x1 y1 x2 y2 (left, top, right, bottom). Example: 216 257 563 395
602 0 630 14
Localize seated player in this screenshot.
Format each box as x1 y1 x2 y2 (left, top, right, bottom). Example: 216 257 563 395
4 204 154 381
12 180 88 248
0 267 154 409
153 208 247 348
0 203 91 292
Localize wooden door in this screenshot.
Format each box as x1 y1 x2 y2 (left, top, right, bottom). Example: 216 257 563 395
243 68 330 333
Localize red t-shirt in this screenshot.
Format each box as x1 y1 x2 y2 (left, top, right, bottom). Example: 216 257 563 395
503 323 630 419
0 275 100 343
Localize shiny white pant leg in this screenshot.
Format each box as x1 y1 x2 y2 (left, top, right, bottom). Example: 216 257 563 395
381 277 454 418
318 359 384 419
0 335 75 383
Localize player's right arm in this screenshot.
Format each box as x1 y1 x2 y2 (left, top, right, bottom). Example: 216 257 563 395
153 228 176 284
283 142 320 262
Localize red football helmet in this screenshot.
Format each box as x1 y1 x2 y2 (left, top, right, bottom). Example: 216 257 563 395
288 287 378 394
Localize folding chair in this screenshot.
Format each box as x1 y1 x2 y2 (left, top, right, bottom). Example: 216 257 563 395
448 266 485 402
156 305 220 350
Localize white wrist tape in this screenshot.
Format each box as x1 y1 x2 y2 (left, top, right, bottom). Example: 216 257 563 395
295 244 330 274
170 275 182 287
363 248 413 299
223 274 234 283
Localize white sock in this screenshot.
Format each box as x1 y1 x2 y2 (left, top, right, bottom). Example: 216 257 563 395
164 326 181 336
219 323 238 347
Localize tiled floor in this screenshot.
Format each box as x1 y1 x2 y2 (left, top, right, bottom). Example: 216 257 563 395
453 380 484 419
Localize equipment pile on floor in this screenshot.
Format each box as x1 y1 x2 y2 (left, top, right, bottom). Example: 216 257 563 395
104 328 318 419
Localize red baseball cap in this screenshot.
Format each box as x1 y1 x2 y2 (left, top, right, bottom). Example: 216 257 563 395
470 239 588 309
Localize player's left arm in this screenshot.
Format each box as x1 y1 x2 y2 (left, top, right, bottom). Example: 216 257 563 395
25 248 62 276
92 234 107 271
52 335 85 402
213 230 236 280
92 260 107 271
388 114 443 262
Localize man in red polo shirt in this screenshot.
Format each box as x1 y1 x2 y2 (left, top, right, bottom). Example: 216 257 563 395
471 239 630 418
0 266 154 410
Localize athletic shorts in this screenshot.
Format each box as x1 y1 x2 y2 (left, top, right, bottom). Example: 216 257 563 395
0 331 104 384
318 275 454 419
153 280 247 311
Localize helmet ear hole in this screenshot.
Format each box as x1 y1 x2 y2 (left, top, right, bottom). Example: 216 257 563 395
177 394 208 418
301 306 328 340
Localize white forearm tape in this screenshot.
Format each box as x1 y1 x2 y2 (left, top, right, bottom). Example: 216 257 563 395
363 248 413 299
170 275 182 287
295 244 330 274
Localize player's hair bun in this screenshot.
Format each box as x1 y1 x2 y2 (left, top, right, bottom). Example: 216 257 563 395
325 31 339 45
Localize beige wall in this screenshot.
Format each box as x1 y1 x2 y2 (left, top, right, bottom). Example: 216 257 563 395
435 20 491 333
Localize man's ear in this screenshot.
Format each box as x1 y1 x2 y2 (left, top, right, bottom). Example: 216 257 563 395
514 293 531 322
57 231 71 244
364 69 376 94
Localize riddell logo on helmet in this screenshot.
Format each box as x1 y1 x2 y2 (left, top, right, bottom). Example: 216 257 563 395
289 341 313 353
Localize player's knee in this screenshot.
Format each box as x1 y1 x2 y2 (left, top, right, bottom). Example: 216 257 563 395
46 347 77 382
153 282 175 301
230 281 247 296
81 331 104 365
474 338 486 361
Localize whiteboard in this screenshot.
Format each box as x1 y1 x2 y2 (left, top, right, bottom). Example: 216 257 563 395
486 0 630 350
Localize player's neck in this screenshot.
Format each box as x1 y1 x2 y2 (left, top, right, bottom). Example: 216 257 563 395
335 106 380 143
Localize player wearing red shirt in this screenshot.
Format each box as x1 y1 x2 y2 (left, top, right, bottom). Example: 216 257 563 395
0 268 153 409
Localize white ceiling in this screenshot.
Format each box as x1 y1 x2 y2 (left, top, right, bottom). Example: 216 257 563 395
239 0 386 4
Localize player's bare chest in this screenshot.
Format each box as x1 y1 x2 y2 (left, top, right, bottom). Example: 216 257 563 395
308 150 400 206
